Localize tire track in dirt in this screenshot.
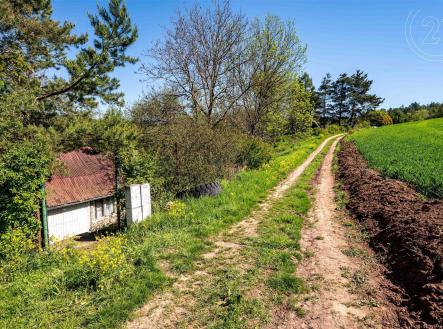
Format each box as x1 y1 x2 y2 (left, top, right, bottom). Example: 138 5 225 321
272 137 399 329
126 135 342 329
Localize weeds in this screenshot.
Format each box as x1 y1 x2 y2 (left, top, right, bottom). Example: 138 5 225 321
341 247 366 258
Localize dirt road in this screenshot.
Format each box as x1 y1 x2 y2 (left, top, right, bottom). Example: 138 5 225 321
127 135 399 329
126 135 342 329
273 137 399 328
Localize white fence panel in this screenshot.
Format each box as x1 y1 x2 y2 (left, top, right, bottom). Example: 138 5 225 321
140 183 152 219
126 183 151 226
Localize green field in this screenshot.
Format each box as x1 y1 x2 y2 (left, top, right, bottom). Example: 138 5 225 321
349 118 443 198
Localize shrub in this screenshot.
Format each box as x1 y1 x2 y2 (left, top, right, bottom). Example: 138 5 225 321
0 134 53 236
382 113 393 125
236 138 273 169
325 124 347 134
64 235 133 291
354 120 370 129
0 228 35 281
143 118 240 193
366 110 393 126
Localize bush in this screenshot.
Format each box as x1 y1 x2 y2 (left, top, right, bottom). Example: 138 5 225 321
366 110 393 126
325 124 347 134
354 120 370 129
0 228 35 281
0 228 35 261
0 134 53 236
143 118 240 193
64 235 133 291
236 138 273 169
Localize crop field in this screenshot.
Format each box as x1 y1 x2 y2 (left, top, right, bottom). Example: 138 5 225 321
349 118 443 198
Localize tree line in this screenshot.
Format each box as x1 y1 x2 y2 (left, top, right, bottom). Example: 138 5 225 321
384 102 443 124
0 0 385 258
314 71 384 127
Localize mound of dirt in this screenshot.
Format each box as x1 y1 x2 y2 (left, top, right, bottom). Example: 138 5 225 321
338 141 443 328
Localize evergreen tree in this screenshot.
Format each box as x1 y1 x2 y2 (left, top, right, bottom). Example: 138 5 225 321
348 70 384 126
325 70 382 126
0 0 138 243
331 73 351 126
316 73 333 126
0 0 138 124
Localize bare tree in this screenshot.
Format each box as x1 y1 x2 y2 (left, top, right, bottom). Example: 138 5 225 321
140 0 249 127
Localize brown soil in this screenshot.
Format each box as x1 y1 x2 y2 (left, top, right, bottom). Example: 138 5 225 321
273 137 399 329
338 141 443 328
126 135 342 329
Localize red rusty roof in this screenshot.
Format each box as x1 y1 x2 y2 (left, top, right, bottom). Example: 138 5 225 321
45 147 115 208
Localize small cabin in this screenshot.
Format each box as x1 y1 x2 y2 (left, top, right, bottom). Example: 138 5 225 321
45 147 117 241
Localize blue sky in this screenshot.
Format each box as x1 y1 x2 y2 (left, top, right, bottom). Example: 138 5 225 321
52 0 443 109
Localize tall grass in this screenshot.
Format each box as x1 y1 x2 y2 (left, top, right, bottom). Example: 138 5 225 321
349 118 443 198
0 134 329 329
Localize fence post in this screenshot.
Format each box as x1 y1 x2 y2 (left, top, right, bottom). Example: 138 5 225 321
40 184 49 249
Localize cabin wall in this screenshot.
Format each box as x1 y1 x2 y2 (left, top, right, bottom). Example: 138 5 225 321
47 202 91 241
47 197 117 241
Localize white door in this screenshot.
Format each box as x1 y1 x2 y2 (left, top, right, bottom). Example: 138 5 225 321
47 203 91 241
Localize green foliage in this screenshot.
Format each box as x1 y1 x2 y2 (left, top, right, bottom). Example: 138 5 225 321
59 108 169 209
349 118 443 198
242 15 307 136
0 135 327 328
366 110 393 126
354 120 370 129
0 0 138 114
325 124 348 135
315 70 383 126
286 77 315 134
135 115 242 193
386 101 443 124
0 228 35 279
64 236 133 291
0 129 53 237
312 123 347 137
266 77 314 137
0 0 138 250
236 138 273 169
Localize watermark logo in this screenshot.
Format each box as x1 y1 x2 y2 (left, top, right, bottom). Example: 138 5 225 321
405 10 443 61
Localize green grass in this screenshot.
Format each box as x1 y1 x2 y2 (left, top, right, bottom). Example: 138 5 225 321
178 139 333 328
349 118 443 198
0 134 330 329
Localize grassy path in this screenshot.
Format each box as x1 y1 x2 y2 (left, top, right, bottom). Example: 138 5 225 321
126 135 342 328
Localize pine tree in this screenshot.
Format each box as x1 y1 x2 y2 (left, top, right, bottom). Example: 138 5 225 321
0 0 138 124
331 73 351 126
348 70 384 126
316 73 333 126
0 0 138 242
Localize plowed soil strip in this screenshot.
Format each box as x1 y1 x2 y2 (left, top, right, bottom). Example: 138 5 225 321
338 141 443 328
126 135 342 329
